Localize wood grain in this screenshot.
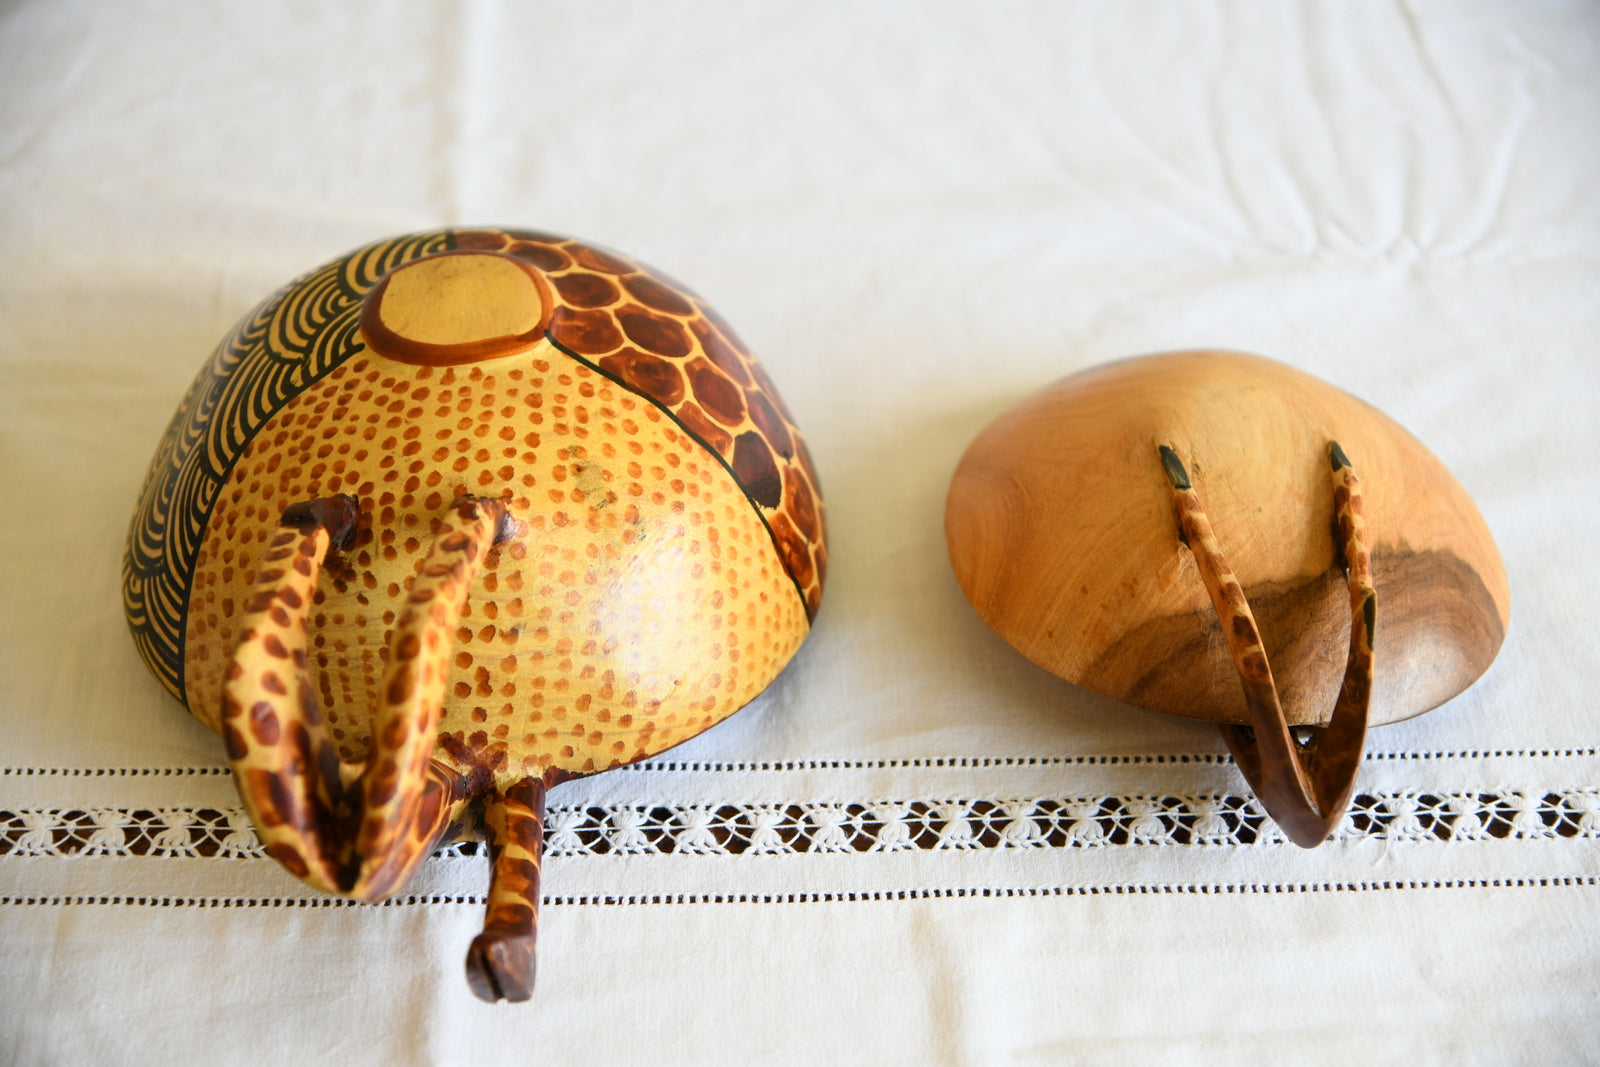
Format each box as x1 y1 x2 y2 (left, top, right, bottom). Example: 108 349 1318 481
945 351 1508 728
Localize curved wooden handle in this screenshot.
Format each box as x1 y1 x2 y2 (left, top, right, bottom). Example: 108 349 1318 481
220 493 510 898
1161 442 1376 848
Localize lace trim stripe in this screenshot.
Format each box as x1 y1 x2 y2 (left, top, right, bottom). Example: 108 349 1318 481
3 747 1597 777
2 877 1596 909
4 789 1596 858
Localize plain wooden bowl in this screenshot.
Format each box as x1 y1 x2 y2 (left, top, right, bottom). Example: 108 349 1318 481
946 350 1508 844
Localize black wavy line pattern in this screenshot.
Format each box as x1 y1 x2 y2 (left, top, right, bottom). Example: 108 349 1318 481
120 231 454 705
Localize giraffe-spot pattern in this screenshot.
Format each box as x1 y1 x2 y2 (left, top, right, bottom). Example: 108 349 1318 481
185 353 808 782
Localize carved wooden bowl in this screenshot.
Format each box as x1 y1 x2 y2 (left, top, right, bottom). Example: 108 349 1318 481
945 351 1507 845
123 228 826 1000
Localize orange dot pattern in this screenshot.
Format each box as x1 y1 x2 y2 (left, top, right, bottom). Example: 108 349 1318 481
216 522 349 894
458 228 828 621
184 348 810 785
218 499 507 901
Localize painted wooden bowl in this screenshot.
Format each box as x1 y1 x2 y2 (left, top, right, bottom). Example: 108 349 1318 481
122 228 826 1001
945 350 1507 846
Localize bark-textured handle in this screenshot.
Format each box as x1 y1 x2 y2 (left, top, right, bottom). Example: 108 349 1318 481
1161 442 1376 848
220 493 510 898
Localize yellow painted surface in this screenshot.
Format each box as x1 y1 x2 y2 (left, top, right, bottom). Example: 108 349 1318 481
378 253 543 345
183 342 808 784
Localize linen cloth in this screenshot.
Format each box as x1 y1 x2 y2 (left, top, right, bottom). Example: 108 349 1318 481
2 1 1597 1063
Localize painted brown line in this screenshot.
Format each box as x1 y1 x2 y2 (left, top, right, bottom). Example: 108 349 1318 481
545 331 814 623
358 250 556 367
126 232 452 706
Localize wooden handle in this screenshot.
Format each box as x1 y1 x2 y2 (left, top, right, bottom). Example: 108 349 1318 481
1161 442 1375 848
465 777 547 1003
220 493 510 898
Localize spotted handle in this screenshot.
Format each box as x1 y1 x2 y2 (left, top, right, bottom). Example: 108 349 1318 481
465 776 547 1003
1160 442 1376 848
220 493 510 898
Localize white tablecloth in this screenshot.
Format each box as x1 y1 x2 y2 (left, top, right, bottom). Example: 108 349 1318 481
2 2 1597 1063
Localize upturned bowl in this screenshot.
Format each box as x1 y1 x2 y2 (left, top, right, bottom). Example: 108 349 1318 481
123 227 827 1000
946 350 1507 844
